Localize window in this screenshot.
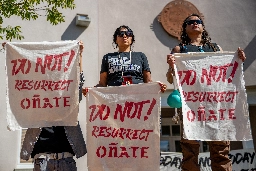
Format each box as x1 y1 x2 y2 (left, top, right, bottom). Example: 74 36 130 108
160 117 208 152
202 141 209 152
243 140 254 149
160 141 169 152
172 125 180 136
175 140 182 152
160 117 182 152
161 125 170 136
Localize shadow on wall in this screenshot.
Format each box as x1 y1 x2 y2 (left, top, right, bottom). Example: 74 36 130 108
61 17 87 41
150 16 179 51
243 35 256 71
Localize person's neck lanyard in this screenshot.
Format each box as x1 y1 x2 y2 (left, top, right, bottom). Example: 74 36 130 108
118 51 132 77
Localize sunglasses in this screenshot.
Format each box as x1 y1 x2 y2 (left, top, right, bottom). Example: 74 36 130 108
186 20 203 25
118 31 133 37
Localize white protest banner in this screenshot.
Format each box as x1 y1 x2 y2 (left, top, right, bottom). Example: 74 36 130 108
86 82 161 171
160 148 256 171
174 52 251 141
6 41 80 131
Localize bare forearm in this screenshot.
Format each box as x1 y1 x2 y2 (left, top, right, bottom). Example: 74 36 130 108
143 71 152 83
95 83 107 87
96 72 108 87
166 68 175 84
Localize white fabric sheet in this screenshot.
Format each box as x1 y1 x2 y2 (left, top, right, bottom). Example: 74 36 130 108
174 52 251 141
86 82 161 171
6 41 80 131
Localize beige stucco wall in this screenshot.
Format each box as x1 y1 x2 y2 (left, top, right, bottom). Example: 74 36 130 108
0 0 255 170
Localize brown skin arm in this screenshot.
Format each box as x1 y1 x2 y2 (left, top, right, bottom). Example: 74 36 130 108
171 45 181 54
143 71 166 92
143 71 152 83
2 42 6 49
83 72 107 96
166 46 180 84
166 69 174 84
237 47 246 62
218 45 246 61
86 70 166 95
95 72 108 87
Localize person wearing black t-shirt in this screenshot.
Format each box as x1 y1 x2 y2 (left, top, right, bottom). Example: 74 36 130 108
20 41 87 171
166 14 246 171
93 25 166 92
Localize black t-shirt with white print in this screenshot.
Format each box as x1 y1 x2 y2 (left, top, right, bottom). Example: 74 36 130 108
100 51 151 86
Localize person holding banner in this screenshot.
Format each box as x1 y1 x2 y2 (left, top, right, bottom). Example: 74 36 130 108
92 25 166 92
19 41 87 171
166 14 246 171
83 25 165 171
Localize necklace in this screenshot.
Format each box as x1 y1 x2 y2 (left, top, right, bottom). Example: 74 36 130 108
118 51 132 77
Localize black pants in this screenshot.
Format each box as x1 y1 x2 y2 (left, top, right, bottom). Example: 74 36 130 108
34 157 76 171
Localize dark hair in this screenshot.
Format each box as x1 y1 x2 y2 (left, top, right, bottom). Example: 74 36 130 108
113 25 135 49
180 14 217 51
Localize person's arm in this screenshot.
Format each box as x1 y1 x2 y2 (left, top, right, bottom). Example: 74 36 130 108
141 53 166 92
166 46 180 84
83 55 108 97
237 47 246 62
166 68 174 84
95 72 108 87
143 71 166 92
2 42 6 49
218 45 246 62
95 54 109 87
82 72 107 97
143 71 152 83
